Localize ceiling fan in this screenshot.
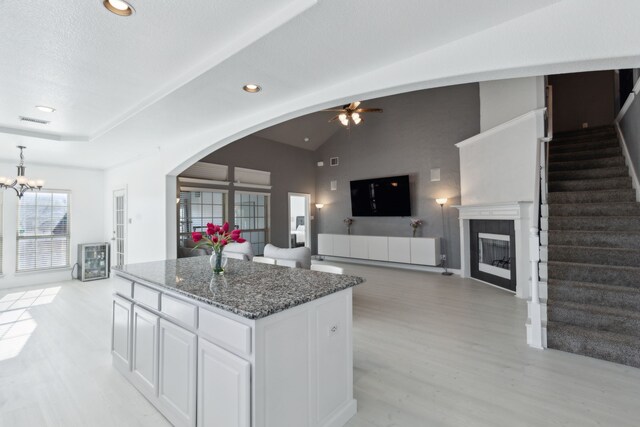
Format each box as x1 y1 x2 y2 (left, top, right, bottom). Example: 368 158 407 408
324 101 383 127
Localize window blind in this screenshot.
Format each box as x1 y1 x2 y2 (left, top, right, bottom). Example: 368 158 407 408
16 191 70 271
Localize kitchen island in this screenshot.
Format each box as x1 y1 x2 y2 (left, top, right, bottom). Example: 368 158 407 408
111 257 364 427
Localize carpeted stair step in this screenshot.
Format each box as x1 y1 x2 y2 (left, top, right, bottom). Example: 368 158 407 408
548 176 631 192
548 166 629 181
548 230 640 250
547 301 640 338
548 261 640 287
548 202 640 216
548 146 622 162
548 279 640 311
547 189 636 204
547 321 640 368
549 138 619 153
549 215 640 231
548 156 626 172
554 126 616 140
548 245 640 267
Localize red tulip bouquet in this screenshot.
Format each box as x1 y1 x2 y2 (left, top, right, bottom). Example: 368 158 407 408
192 222 246 274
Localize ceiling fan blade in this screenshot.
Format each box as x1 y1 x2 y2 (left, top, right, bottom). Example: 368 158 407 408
328 115 340 122
355 108 383 113
347 101 361 110
322 109 347 112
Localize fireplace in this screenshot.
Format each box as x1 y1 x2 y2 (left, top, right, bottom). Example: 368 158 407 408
470 220 516 292
455 202 532 298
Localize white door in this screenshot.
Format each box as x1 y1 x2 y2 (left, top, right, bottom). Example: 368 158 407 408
158 319 197 427
288 193 310 249
113 189 127 267
198 337 250 427
132 305 159 400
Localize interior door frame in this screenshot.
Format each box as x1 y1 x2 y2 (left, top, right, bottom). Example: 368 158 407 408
287 192 310 249
113 188 128 266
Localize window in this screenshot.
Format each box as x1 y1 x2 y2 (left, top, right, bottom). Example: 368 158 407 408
178 190 227 247
16 191 70 272
234 192 269 255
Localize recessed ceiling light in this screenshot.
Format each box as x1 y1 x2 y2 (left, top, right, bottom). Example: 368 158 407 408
304 137 310 142
243 84 261 93
36 105 56 113
103 0 135 16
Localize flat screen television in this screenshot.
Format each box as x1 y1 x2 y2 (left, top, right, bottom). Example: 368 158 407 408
350 175 411 217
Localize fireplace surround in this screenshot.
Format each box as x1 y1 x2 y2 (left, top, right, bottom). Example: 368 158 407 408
455 202 533 299
470 220 516 291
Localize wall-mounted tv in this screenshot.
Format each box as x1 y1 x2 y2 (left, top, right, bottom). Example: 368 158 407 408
350 175 411 217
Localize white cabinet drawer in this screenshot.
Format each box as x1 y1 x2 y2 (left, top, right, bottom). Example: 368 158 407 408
317 234 333 256
134 284 160 310
198 309 251 356
114 279 133 298
367 236 389 261
389 237 411 263
349 236 368 259
161 294 197 329
333 235 350 257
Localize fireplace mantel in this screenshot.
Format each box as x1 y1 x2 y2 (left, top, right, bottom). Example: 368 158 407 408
455 202 533 299
455 202 532 221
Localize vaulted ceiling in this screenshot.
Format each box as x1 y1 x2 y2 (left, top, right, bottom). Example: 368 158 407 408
1 0 639 169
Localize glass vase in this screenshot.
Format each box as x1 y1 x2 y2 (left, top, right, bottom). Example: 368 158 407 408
210 248 227 275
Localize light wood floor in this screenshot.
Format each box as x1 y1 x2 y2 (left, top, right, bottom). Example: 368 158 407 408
2 265 640 426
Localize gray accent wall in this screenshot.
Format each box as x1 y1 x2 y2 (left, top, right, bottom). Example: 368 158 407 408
200 135 316 250
314 84 480 269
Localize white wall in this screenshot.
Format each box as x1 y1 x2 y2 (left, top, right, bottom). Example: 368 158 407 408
0 162 104 288
458 110 544 206
480 77 545 131
103 153 177 265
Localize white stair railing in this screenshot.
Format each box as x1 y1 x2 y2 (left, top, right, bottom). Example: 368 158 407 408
528 85 553 349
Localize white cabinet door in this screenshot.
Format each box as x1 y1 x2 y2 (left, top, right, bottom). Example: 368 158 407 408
112 295 132 372
316 293 350 424
198 338 250 427
317 234 333 256
158 319 197 427
132 305 159 400
410 238 439 266
388 237 411 263
333 235 350 257
349 235 368 259
367 236 389 261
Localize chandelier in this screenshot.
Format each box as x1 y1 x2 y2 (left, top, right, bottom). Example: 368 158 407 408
0 146 45 198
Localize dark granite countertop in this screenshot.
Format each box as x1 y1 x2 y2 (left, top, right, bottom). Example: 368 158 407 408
113 257 364 320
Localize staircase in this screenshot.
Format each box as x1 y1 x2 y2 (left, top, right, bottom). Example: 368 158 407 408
543 125 640 368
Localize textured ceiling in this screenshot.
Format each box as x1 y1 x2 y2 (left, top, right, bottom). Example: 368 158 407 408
254 111 340 151
0 0 306 139
2 0 640 169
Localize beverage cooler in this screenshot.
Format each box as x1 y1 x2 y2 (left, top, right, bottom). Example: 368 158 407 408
78 243 110 282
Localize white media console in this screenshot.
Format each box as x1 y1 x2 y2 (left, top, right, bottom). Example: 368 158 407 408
318 234 441 266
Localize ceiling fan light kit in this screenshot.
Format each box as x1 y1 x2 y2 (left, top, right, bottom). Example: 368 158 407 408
325 101 382 127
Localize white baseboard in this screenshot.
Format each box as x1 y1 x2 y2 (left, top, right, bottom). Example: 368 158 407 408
315 256 461 275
